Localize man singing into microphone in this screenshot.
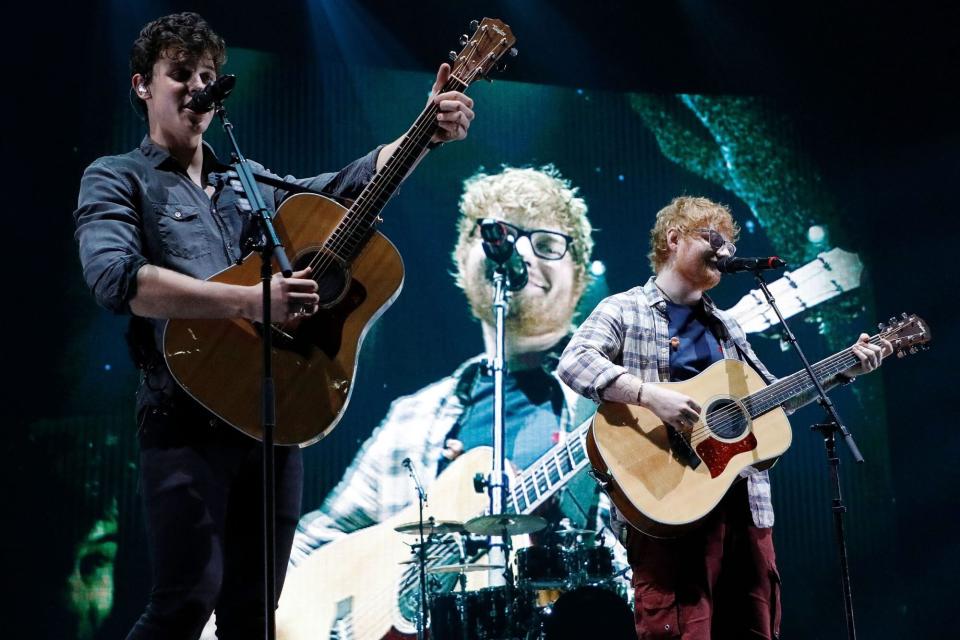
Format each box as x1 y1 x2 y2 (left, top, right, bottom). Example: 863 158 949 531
73 11 475 639
557 196 890 639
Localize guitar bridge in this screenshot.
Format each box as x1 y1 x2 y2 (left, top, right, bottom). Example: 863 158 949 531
668 425 702 470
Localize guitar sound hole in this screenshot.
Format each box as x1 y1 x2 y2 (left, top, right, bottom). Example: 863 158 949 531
704 398 749 440
294 251 348 306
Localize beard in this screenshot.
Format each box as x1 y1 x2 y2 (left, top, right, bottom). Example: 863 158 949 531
461 263 577 337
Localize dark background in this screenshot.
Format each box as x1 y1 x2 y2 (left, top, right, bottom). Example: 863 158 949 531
3 1 956 637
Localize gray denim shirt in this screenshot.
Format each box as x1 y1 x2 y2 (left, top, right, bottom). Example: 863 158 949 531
74 135 381 411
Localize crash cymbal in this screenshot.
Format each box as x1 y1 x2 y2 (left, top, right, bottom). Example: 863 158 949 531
463 514 548 536
554 528 596 537
427 563 505 574
394 520 465 536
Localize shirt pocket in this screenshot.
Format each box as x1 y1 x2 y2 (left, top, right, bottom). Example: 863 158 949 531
153 203 212 259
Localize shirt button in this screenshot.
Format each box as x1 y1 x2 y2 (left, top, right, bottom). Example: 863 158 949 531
174 211 182 219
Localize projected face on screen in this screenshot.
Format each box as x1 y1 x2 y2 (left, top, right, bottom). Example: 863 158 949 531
452 167 593 338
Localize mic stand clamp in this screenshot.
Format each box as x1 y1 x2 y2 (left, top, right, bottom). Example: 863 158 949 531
213 99 293 640
751 270 860 640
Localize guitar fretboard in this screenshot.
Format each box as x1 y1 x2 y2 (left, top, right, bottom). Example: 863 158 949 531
323 77 469 264
505 419 591 515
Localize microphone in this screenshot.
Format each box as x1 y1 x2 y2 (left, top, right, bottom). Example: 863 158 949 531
478 219 528 292
716 256 787 274
402 457 427 503
184 74 237 113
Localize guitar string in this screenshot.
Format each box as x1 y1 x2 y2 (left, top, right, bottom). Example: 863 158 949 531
338 426 589 630
690 335 882 440
687 332 897 442
303 50 488 280
730 268 845 329
307 38 492 272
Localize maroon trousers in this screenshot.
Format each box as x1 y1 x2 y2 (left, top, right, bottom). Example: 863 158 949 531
626 482 782 639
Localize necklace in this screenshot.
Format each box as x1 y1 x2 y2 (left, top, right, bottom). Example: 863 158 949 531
654 280 677 304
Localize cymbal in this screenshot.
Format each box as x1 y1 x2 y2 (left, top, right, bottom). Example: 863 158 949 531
464 514 548 536
554 528 596 537
394 520 465 536
427 563 505 574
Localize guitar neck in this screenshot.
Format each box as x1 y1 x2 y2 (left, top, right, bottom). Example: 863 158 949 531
504 419 592 515
743 333 885 417
323 77 467 263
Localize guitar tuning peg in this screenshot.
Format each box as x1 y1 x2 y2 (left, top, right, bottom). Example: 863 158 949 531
901 312 909 319
909 346 918 354
448 51 458 61
889 317 897 325
509 47 518 57
896 350 905 358
469 19 479 31
877 322 886 331
460 34 470 46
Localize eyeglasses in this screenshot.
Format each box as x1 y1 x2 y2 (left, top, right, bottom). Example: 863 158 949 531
475 219 573 260
694 228 737 256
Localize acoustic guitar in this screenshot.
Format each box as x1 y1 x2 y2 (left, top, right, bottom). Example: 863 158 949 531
276 417 595 640
587 313 930 538
162 19 517 445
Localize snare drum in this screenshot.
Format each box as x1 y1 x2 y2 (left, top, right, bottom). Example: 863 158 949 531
516 546 569 588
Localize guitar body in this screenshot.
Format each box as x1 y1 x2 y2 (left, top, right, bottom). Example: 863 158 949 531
588 359 792 538
163 193 404 445
275 447 515 640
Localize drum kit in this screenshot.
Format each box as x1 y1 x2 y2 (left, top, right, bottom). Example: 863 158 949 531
394 514 633 639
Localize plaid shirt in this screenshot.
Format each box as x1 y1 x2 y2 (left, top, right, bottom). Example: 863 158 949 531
290 353 602 566
558 276 778 529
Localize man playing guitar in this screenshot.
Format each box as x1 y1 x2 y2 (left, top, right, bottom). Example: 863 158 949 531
557 196 891 639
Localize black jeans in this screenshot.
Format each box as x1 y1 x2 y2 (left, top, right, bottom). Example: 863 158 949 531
127 402 303 640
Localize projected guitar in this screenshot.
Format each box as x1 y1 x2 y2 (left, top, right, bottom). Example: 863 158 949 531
588 313 930 538
162 19 517 445
276 419 594 640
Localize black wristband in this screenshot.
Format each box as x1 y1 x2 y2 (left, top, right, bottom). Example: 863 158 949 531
426 139 444 151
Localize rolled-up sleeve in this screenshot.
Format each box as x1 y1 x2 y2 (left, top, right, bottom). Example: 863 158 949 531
73 161 148 314
558 296 631 403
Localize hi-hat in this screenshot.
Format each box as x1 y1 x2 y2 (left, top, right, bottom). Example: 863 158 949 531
394 520 465 536
426 563 505 574
464 514 548 536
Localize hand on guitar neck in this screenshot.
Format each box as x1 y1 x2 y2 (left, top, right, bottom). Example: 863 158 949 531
603 331 892 433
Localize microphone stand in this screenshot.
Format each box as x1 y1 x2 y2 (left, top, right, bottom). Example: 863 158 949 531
750 269 861 640
485 266 511 589
213 100 293 640
403 459 429 640
477 234 525 593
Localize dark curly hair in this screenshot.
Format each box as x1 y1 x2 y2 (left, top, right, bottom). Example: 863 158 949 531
129 12 227 116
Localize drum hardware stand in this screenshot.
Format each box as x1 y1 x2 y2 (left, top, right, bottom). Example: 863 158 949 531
751 269 861 640
403 458 430 640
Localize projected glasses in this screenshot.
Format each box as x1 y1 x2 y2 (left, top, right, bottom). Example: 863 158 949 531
475 219 573 260
694 228 737 256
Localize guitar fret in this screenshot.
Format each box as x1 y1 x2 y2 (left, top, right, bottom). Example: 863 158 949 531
546 459 561 485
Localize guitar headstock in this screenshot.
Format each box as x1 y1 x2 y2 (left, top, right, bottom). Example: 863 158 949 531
878 313 932 358
447 18 517 85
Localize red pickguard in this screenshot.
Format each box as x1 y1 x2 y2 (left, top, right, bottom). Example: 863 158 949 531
695 433 758 478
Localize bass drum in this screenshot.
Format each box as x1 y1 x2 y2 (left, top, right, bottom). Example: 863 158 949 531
540 586 635 640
